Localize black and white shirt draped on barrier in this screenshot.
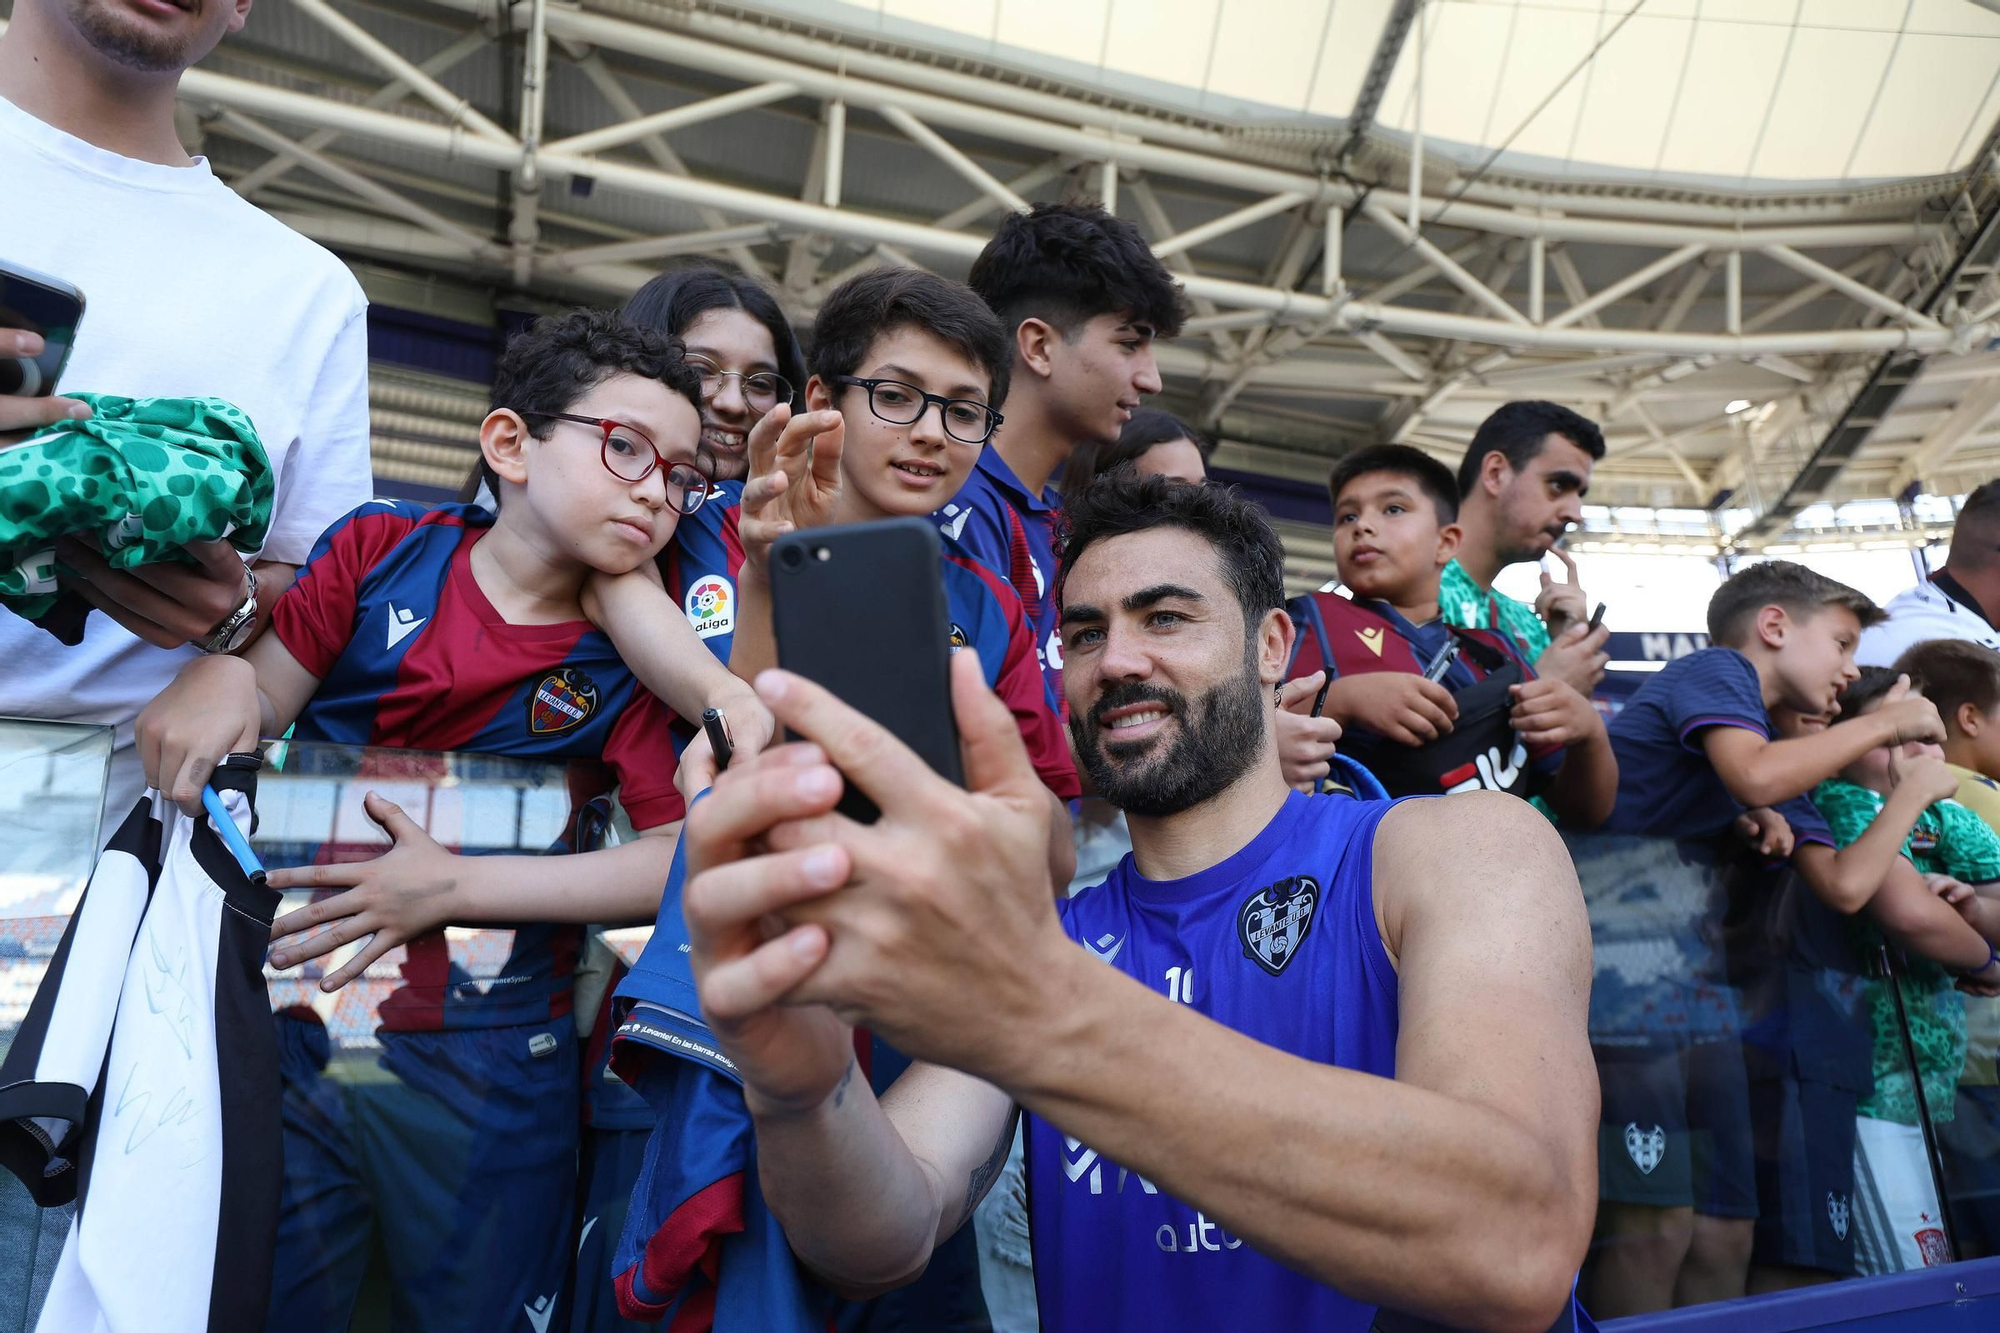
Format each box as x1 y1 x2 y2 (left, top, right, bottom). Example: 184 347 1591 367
0 758 280 1333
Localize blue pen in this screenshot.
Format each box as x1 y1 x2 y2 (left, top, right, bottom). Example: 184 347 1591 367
201 784 267 886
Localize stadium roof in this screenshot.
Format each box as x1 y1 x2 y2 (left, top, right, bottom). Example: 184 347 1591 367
15 0 2000 553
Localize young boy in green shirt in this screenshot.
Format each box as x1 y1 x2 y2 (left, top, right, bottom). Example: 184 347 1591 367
1812 667 2000 1273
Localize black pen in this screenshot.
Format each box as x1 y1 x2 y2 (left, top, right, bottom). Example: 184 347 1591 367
701 708 734 772
1421 637 1459 683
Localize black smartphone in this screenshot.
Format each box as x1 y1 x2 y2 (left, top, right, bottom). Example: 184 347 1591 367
1587 602 1607 633
0 260 86 397
770 518 962 823
701 707 734 772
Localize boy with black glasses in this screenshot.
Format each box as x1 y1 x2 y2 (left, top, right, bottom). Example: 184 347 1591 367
603 266 1077 1332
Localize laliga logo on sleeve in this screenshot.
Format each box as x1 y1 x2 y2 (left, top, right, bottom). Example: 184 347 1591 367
530 668 599 735
684 575 735 639
1827 1192 1849 1241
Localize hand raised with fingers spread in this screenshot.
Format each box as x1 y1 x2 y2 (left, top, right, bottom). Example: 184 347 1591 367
738 403 846 570
1534 546 1589 637
264 792 462 991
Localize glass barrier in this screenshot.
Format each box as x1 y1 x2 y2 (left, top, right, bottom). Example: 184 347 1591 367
0 734 656 1333
247 740 653 1333
1567 828 1965 1320
0 718 112 1332
5 720 1996 1330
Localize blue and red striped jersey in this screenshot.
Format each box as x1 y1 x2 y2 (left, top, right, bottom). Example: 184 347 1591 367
269 500 687 1030
657 480 746 661
660 487 1079 801
933 449 1065 716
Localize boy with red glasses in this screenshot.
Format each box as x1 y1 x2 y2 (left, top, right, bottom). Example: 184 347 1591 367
132 309 713 1332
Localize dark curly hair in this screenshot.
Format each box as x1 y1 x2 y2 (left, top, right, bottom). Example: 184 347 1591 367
969 202 1188 341
1057 471 1285 631
468 308 701 506
1061 408 1213 496
810 267 1012 409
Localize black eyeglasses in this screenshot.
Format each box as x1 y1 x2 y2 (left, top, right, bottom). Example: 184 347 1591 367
686 356 791 415
832 376 1003 446
520 412 713 515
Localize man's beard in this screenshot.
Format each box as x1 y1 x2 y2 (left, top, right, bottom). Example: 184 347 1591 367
1070 659 1268 819
65 0 198 74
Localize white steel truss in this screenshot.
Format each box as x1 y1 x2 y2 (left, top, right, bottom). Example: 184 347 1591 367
23 0 2000 538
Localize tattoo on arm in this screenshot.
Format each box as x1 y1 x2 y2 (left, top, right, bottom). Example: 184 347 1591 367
831 1055 857 1110
952 1107 1022 1233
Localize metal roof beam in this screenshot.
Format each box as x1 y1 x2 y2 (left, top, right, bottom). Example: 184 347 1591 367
410 0 1935 253
146 52 1981 359
1338 0 1424 154
229 26 490 200
1890 377 2000 495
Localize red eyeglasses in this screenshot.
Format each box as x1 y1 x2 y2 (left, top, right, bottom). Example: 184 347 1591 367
521 412 714 515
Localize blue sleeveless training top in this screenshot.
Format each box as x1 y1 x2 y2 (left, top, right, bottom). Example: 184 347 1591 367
1028 791 1401 1332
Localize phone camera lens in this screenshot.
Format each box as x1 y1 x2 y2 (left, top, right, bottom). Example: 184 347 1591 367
778 543 806 571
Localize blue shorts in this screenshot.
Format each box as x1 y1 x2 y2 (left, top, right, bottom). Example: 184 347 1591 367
265 1012 580 1333
568 1125 651 1332
1595 1039 1758 1218
1748 1074 1859 1273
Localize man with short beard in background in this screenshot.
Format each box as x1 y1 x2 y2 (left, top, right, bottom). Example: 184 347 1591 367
0 0 370 1321
1443 401 1612 697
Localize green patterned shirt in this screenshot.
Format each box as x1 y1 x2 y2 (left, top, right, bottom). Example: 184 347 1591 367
1813 779 2000 1124
1439 558 1551 663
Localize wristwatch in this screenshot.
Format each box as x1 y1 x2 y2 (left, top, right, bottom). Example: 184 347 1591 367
197 564 259 655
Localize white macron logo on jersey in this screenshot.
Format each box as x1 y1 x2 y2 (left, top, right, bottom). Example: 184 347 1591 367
1084 932 1124 965
523 1293 555 1333
386 603 426 649
939 504 971 542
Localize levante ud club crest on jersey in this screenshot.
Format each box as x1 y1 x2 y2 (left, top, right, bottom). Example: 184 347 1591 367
1238 875 1319 977
530 667 599 735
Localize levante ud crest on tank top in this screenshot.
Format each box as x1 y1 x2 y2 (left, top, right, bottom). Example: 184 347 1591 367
1237 875 1320 976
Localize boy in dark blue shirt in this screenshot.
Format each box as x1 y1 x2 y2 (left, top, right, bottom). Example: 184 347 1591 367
1588 561 1945 1316
1605 561 1938 839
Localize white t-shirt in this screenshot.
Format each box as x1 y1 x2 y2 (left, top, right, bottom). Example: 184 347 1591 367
0 94 372 743
1857 577 2000 668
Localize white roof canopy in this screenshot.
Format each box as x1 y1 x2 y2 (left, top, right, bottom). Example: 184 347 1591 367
764 0 2000 188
